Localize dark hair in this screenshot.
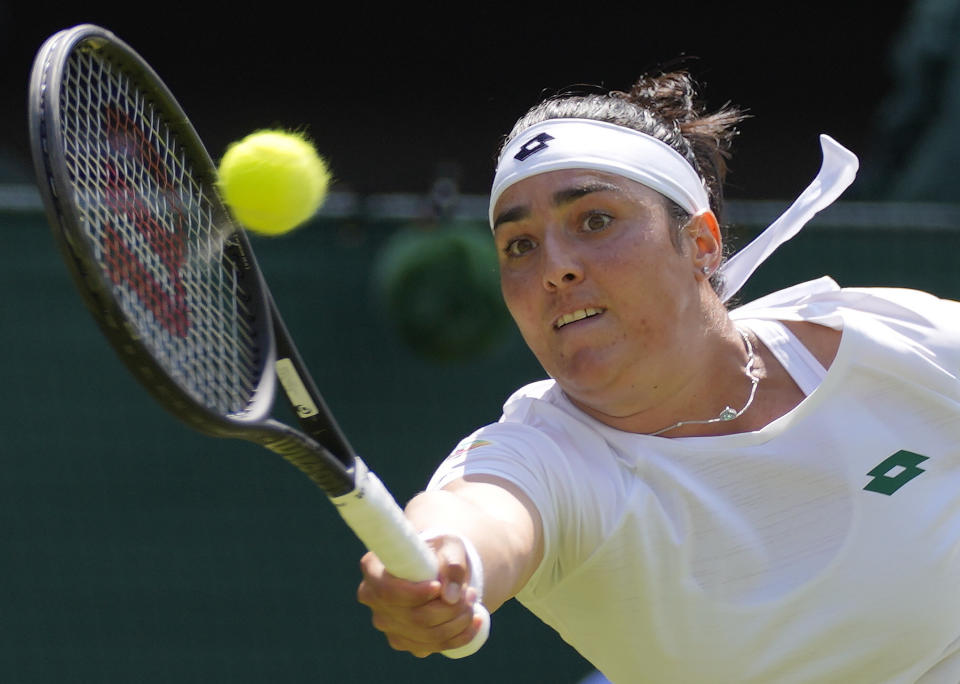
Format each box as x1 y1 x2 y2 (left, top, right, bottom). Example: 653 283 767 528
499 71 748 293
501 71 745 219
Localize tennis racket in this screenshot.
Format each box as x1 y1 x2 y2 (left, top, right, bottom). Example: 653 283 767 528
27 23 489 658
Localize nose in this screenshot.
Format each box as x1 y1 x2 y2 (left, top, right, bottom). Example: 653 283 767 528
542 234 584 290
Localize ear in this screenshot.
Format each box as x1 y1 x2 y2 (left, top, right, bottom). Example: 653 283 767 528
684 210 722 278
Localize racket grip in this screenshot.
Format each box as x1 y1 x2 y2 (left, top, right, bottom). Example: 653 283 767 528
330 457 490 658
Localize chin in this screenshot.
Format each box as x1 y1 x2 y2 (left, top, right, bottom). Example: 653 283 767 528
549 354 623 400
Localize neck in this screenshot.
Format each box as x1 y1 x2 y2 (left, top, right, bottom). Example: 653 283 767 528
565 317 760 436
646 327 759 436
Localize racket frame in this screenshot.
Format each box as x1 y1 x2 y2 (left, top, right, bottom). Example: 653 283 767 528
27 23 489 657
28 23 354 494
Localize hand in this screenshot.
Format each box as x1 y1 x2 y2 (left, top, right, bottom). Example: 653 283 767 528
357 535 484 658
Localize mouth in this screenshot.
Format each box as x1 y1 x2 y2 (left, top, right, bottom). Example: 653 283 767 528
554 307 605 330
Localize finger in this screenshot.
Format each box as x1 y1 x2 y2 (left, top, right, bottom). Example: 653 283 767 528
371 588 477 635
358 552 441 608
430 537 471 605
439 609 487 653
409 588 479 628
357 576 440 609
380 603 481 656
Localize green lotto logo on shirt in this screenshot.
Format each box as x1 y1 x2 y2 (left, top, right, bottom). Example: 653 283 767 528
864 450 929 495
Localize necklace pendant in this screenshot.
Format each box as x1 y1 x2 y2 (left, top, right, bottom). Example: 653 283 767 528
645 329 759 436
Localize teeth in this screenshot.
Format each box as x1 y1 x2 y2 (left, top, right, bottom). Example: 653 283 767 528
555 308 603 329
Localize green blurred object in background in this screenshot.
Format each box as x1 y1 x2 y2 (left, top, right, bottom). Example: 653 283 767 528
372 223 512 362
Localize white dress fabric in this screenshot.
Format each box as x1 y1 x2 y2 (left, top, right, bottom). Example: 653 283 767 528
429 279 960 683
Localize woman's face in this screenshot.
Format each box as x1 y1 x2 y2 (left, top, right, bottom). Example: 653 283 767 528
493 169 714 417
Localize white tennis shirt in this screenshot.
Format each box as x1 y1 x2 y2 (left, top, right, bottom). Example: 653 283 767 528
428 278 960 683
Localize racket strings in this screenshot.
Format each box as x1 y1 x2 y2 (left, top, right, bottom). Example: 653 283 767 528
59 47 263 416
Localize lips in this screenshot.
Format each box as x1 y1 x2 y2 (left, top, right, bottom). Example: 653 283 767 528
554 307 605 329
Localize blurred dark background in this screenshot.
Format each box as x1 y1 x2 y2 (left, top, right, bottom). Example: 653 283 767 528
2 2 959 683
1 0 957 202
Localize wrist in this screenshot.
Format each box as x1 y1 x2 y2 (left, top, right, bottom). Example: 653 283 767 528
418 528 485 600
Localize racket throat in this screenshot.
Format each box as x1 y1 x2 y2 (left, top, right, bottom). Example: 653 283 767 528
255 420 354 496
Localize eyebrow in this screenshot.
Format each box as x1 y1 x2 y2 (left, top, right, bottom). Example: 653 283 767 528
492 181 624 231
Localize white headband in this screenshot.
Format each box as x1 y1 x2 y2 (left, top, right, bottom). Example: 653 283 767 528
489 118 711 227
488 118 860 304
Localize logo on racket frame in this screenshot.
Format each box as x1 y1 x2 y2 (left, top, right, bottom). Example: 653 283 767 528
101 106 190 338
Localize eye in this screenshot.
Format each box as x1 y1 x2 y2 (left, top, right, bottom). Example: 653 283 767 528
582 212 612 232
503 236 537 258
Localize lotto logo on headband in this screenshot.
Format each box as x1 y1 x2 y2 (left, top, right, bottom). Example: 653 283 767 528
490 119 712 226
514 132 554 161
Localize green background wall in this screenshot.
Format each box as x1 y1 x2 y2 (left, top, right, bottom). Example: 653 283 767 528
2 202 958 683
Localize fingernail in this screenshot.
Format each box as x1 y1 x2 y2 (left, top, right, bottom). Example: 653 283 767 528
465 587 478 605
442 582 462 604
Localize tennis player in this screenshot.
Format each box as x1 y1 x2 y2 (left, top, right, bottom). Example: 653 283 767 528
356 71 960 683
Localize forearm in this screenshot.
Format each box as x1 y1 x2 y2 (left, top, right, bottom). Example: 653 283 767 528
405 476 543 613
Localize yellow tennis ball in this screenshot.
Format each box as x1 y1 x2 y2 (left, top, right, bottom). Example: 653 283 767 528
217 129 331 235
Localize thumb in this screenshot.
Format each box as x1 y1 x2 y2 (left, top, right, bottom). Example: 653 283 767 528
428 535 471 605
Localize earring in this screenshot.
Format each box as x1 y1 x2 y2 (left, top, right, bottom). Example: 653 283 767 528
701 266 711 276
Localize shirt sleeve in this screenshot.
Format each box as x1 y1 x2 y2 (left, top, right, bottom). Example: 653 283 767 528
427 420 596 596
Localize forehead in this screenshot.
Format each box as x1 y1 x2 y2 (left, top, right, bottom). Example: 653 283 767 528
492 169 666 217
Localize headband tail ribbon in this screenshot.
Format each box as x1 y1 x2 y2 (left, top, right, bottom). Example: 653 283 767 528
719 135 859 302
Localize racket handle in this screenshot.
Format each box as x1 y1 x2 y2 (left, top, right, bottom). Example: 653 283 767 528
330 457 490 658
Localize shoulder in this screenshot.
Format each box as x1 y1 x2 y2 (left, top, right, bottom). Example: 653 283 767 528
783 320 842 370
429 378 637 515
828 286 960 352
501 378 562 417
736 279 960 377
732 278 960 336
429 383 640 591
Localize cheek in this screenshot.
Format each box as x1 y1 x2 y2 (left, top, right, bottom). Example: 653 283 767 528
499 273 531 324
498 257 529 303
499 270 548 347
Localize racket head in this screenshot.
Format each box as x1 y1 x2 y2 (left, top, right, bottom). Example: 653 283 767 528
28 24 278 437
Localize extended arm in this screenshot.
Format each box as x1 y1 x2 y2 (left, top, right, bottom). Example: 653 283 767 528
357 475 543 657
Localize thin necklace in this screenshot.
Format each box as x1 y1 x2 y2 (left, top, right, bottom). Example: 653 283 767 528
648 328 760 437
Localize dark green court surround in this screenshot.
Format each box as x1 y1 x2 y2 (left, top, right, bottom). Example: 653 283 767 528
1 203 957 683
